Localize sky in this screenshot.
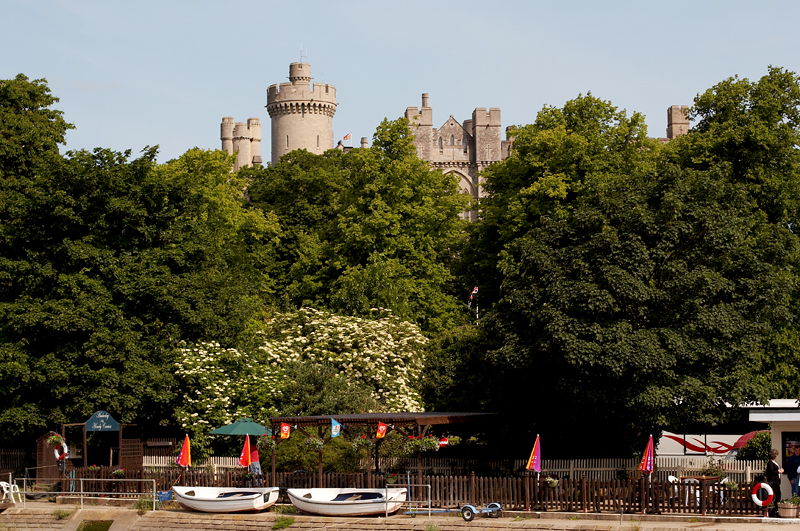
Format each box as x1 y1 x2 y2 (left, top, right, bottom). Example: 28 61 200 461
2 0 800 163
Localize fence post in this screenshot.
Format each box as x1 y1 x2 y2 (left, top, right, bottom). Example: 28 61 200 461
581 474 587 513
745 465 751 483
700 478 707 516
524 471 530 511
470 471 476 505
569 460 575 481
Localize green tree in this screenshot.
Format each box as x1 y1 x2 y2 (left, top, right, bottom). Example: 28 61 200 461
736 431 771 462
457 94 661 309
0 146 279 442
485 166 796 456
245 118 470 331
0 74 73 178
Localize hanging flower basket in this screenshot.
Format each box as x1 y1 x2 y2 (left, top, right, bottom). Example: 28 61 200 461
406 435 440 453
304 437 325 451
351 435 373 452
257 435 277 452
544 477 559 488
111 468 126 478
46 434 65 447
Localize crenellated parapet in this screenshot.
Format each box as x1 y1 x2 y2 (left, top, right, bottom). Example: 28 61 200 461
266 62 337 164
220 116 261 171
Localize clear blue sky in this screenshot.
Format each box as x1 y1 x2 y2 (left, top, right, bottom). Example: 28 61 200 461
3 0 799 163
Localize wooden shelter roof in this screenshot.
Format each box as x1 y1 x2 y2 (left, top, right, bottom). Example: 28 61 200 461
269 412 493 429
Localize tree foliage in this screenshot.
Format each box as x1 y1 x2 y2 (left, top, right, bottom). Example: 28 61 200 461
245 118 470 332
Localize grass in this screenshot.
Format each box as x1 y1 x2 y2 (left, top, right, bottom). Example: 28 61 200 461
425 524 441 531
512 515 531 521
270 504 297 514
272 516 295 530
51 509 74 520
77 521 112 531
568 515 579 520
132 495 158 515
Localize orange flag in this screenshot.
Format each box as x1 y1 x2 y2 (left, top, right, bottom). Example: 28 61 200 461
239 435 252 467
176 434 191 468
280 423 291 439
376 422 388 439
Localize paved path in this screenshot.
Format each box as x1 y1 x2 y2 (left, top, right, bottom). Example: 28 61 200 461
2 503 799 531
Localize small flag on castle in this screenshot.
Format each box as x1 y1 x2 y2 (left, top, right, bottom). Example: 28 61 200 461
343 133 352 143
468 286 478 308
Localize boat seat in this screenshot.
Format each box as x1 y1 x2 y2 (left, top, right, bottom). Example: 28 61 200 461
217 491 258 498
332 492 383 501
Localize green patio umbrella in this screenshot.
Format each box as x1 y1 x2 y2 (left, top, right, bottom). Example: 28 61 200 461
210 418 272 436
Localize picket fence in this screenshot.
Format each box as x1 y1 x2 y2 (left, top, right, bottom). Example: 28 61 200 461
30 466 764 515
142 456 240 469
366 457 765 483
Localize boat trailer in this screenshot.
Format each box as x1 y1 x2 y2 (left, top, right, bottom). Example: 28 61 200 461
405 502 502 522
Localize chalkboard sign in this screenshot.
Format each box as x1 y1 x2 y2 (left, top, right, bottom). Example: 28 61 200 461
85 410 120 432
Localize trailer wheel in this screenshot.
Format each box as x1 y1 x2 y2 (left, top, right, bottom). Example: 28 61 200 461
487 502 501 517
461 506 475 522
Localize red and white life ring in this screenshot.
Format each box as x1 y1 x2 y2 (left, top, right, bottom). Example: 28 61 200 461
751 482 773 507
54 441 69 461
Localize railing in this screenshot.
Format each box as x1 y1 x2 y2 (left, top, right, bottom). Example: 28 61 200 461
9 466 767 515
14 476 156 511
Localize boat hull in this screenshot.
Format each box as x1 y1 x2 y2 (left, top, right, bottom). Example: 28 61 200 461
172 486 280 513
286 487 407 516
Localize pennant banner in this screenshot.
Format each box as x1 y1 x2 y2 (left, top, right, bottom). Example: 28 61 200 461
638 435 654 473
526 435 541 472
239 434 252 467
376 422 388 439
280 423 291 439
468 286 478 308
176 434 191 468
331 419 342 438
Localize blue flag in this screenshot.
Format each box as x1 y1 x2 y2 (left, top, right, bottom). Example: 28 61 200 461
331 418 342 438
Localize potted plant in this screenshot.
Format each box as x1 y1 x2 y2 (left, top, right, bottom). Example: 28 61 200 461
303 436 325 451
777 497 799 518
385 473 399 484
111 468 126 478
46 434 65 447
544 477 559 488
724 481 738 491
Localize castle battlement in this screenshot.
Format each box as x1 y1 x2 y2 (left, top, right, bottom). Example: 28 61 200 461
220 117 262 171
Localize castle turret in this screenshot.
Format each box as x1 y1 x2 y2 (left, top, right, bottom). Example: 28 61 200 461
667 105 690 139
266 62 337 164
221 117 261 171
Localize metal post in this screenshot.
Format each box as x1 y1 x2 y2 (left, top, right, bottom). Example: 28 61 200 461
80 479 84 509
152 479 156 511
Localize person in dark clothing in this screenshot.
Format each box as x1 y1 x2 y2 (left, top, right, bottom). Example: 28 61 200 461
767 449 784 515
788 446 800 497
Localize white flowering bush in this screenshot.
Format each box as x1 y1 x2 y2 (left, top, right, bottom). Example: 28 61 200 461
174 341 285 435
258 308 427 412
174 308 427 437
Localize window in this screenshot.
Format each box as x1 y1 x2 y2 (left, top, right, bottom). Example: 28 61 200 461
317 135 320 148
463 137 468 152
438 137 443 150
450 135 455 145
286 135 289 148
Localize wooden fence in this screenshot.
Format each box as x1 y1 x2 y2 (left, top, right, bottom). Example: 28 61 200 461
0 448 27 474
31 466 765 515
142 456 240 469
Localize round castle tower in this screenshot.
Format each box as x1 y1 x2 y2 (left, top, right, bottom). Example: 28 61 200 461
266 62 337 164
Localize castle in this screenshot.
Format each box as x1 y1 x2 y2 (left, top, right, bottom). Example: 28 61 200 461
221 63 692 201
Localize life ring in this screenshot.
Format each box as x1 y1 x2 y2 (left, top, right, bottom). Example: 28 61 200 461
751 482 773 507
54 441 69 461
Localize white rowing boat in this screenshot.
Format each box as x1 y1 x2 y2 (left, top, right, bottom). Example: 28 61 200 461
286 487 407 516
172 486 280 513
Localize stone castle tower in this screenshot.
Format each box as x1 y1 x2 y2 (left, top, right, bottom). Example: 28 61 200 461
405 93 513 220
220 117 262 171
266 62 337 164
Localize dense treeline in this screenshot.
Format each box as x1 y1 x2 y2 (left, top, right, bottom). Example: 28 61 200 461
1 68 799 458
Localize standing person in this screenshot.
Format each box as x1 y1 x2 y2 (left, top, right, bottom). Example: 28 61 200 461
766 449 784 516
788 446 800 497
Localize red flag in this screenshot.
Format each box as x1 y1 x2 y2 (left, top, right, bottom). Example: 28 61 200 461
280 423 291 439
638 435 654 473
376 422 388 439
526 434 541 472
176 434 191 468
239 435 252 467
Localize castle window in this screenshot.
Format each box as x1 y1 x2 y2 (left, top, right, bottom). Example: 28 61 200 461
317 135 320 148
450 134 455 145
463 137 468 152
286 135 289 149
438 137 443 150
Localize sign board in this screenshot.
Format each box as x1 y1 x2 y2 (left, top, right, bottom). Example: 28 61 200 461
85 410 120 432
